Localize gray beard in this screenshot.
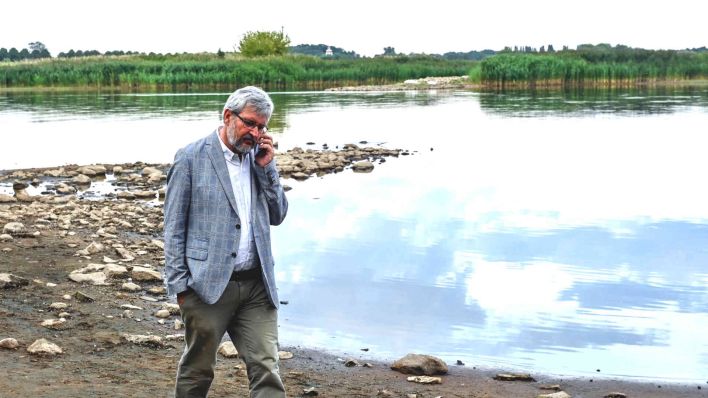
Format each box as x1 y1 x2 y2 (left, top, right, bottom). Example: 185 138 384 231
226 127 253 155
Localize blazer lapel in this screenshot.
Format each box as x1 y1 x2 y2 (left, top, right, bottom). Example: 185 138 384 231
206 131 240 216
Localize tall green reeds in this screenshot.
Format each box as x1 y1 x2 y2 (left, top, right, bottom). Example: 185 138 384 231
480 50 708 87
0 54 475 90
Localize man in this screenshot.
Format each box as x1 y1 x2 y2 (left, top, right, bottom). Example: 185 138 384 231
163 86 288 397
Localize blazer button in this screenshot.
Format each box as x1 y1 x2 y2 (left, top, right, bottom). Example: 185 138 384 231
231 252 237 257
235 224 241 229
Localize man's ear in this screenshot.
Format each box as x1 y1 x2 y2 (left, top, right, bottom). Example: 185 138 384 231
223 109 232 124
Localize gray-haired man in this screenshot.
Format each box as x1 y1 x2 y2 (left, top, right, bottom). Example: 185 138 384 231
164 86 288 397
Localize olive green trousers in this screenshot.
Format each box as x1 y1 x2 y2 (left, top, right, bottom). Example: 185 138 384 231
175 278 285 398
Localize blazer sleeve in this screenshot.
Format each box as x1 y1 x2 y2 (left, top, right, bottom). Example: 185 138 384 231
163 147 192 297
254 158 288 226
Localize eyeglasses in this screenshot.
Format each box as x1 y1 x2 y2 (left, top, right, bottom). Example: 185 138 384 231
233 112 268 133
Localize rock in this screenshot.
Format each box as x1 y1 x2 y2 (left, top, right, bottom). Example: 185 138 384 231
68 264 126 285
604 394 627 398
407 376 442 384
174 319 184 330
123 334 164 347
218 341 239 358
74 291 95 302
352 161 375 173
344 359 359 367
0 273 30 289
161 303 180 315
0 194 17 203
148 286 166 295
115 247 135 261
120 304 143 310
151 239 164 250
68 271 107 285
14 189 33 202
165 334 184 341
76 167 98 177
0 338 19 349
142 166 163 177
133 190 156 199
303 387 318 396
121 282 142 291
41 318 67 329
494 373 536 382
131 266 162 282
56 183 77 195
77 241 105 256
116 191 135 200
3 222 27 236
538 392 571 398
49 302 68 310
113 166 124 175
0 234 13 242
154 309 171 318
291 172 310 181
27 338 63 355
71 174 92 185
391 353 448 376
278 351 294 360
540 385 562 391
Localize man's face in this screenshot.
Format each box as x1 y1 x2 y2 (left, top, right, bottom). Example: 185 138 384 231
224 106 268 154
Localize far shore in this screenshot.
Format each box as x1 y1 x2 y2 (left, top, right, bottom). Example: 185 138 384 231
2 77 707 94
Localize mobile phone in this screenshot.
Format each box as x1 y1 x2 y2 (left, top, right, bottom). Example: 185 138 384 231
254 143 267 158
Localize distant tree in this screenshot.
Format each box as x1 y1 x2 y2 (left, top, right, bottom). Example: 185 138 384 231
28 41 50 58
383 46 396 56
8 47 19 61
0 48 7 61
540 45 546 53
238 30 291 57
289 44 360 58
547 44 555 53
19 48 30 60
217 48 225 58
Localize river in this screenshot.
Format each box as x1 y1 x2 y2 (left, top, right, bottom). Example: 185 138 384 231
1 87 707 381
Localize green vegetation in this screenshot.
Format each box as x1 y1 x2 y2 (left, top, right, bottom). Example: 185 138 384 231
480 44 708 87
0 53 474 90
238 31 291 57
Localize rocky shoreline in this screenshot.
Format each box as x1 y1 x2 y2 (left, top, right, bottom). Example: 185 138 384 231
325 76 477 92
0 145 704 397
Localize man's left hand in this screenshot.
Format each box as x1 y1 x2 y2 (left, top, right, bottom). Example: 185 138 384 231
255 132 275 167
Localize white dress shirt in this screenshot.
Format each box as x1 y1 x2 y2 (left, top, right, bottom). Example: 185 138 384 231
217 130 258 271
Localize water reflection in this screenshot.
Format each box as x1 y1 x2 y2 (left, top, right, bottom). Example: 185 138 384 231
275 170 708 380
479 86 708 116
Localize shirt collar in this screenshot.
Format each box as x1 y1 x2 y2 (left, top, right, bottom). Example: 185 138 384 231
217 128 253 163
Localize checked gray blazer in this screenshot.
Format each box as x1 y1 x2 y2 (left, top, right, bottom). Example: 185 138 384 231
163 131 288 307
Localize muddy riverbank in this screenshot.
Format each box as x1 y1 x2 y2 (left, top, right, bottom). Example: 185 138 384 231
1 146 705 397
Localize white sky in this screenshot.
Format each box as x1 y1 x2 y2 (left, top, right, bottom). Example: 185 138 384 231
1 0 706 57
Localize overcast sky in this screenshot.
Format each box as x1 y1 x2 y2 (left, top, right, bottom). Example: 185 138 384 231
2 0 706 57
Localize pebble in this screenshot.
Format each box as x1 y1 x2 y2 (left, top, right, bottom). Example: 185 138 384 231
407 376 442 384
218 341 239 358
154 309 171 318
27 338 63 355
49 302 68 310
0 338 19 349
